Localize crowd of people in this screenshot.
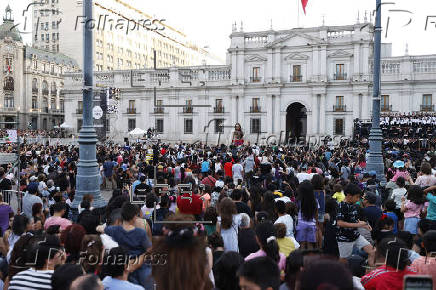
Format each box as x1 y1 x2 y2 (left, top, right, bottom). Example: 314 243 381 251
0 123 435 289
354 113 436 152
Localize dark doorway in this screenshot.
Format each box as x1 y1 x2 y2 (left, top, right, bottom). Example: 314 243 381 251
286 102 307 143
4 117 14 129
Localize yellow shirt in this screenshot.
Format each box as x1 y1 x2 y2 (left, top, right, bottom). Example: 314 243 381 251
332 191 345 203
277 237 296 257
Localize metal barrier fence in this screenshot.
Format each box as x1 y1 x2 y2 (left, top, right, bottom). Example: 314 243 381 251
1 190 23 213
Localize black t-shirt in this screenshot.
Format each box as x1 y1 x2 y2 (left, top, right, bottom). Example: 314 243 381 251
0 178 12 191
238 228 260 258
135 183 151 196
336 202 360 242
363 206 382 229
235 201 252 217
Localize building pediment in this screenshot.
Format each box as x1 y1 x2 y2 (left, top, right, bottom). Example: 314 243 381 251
284 52 309 61
245 54 267 62
328 49 353 58
266 32 323 48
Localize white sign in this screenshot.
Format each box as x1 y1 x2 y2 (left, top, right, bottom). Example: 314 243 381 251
6 130 17 142
92 106 103 120
0 153 17 164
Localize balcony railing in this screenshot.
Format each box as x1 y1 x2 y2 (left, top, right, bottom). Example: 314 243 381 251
183 106 193 113
127 108 136 114
250 106 261 113
51 90 57 97
290 75 303 82
42 89 49 95
421 104 434 112
333 105 346 112
32 87 38 93
381 105 392 112
213 106 224 113
3 107 16 112
76 108 83 114
3 84 14 91
333 73 347 80
31 108 39 112
250 77 262 83
50 109 64 114
154 107 164 114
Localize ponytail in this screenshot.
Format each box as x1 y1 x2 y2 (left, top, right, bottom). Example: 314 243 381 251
256 222 280 263
264 236 280 263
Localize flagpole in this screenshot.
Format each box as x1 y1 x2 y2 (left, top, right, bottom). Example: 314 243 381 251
297 0 300 27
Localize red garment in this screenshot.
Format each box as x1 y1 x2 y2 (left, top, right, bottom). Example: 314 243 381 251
177 193 203 215
201 176 216 188
361 265 416 290
224 162 233 177
160 148 166 155
301 0 308 14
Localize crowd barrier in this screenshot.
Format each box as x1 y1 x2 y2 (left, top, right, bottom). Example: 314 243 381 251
1 190 23 213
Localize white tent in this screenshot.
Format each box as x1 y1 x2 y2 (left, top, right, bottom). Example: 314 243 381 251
60 122 72 129
128 128 145 136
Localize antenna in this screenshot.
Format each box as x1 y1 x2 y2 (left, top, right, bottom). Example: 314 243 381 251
357 11 360 24
322 14 325 26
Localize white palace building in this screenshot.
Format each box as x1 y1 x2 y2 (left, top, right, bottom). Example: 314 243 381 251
63 21 436 144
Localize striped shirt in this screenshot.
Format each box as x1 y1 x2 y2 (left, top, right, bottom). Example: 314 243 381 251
9 268 54 290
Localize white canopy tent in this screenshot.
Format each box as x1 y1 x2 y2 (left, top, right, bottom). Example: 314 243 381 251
128 128 145 136
60 123 72 129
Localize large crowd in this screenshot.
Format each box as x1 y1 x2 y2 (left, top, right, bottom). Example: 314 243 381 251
354 113 436 152
0 124 435 290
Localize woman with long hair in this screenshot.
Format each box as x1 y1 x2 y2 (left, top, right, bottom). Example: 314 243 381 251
401 185 427 235
232 123 244 146
311 174 325 248
217 198 241 252
295 180 318 249
245 221 286 271
152 214 212 290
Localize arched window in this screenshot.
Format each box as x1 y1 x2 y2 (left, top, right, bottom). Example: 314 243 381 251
42 80 48 95
3 77 14 91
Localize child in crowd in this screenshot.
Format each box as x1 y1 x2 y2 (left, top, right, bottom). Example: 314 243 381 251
384 199 399 234
332 184 345 203
401 185 428 235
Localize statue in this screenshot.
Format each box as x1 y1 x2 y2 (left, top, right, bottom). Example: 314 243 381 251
232 123 244 146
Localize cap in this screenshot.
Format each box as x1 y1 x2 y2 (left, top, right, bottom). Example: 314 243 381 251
393 160 405 168
27 183 38 194
364 192 377 204
29 176 37 181
369 170 377 177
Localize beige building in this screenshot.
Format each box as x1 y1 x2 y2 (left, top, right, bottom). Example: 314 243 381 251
32 0 62 53
0 6 79 130
33 0 223 70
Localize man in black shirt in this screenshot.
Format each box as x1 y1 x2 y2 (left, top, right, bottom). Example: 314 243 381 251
336 183 375 266
231 189 252 217
134 176 151 199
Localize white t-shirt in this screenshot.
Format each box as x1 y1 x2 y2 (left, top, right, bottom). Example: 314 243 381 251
391 187 407 208
274 214 294 237
232 164 244 179
296 172 314 183
100 233 119 251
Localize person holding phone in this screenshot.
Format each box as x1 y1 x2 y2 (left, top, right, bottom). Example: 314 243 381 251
410 230 436 289
361 238 416 290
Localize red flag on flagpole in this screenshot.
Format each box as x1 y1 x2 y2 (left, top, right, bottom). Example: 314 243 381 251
301 0 308 14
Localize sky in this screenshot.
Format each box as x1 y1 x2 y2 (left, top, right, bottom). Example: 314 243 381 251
2 0 436 60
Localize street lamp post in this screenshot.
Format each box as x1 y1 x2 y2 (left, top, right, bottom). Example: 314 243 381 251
367 0 386 184
72 0 106 211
